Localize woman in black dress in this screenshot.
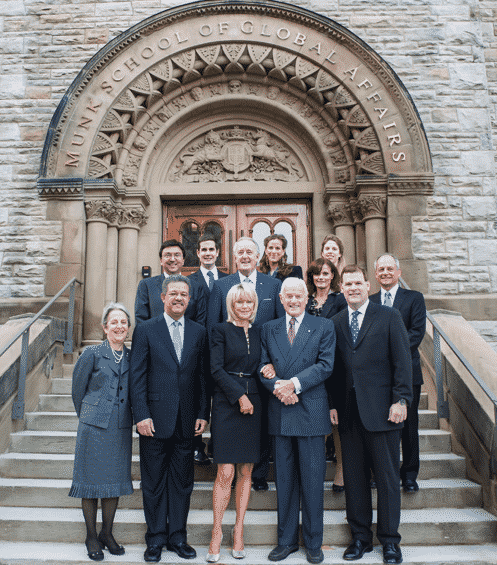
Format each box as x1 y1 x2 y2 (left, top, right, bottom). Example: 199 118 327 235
305 258 347 493
259 234 303 281
69 302 133 561
207 283 262 562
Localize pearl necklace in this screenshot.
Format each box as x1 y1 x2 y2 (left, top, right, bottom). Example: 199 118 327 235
112 348 124 363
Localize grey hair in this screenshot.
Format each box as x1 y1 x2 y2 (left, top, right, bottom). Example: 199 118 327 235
162 274 191 295
281 277 308 296
102 302 131 327
226 283 258 324
233 236 259 255
374 253 400 271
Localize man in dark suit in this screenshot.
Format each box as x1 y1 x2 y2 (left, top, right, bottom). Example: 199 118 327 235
330 265 412 565
129 275 209 562
188 235 228 465
135 239 206 326
208 236 285 491
370 253 427 493
259 277 335 564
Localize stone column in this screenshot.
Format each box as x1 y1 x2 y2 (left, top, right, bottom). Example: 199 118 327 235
350 198 367 269
358 195 387 293
326 201 356 266
117 207 148 322
105 206 121 304
83 201 112 342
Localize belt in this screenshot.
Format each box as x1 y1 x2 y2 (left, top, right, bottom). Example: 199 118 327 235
227 371 252 378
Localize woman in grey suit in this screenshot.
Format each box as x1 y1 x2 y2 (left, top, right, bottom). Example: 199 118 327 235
69 302 133 561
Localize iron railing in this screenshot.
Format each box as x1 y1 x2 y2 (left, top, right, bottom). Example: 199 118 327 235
0 277 82 419
400 276 497 472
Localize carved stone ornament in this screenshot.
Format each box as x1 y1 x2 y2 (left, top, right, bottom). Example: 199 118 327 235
119 207 148 228
358 195 387 220
326 203 354 227
85 200 148 228
85 200 116 223
169 127 305 183
348 198 364 224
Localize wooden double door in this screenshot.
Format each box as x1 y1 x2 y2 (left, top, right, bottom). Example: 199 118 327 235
163 200 311 276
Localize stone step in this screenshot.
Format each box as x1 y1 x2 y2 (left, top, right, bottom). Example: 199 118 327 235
9 428 451 455
1 542 497 565
51 378 72 394
22 410 441 433
0 452 467 481
0 478 481 511
38 394 73 412
0 507 494 545
419 391 428 410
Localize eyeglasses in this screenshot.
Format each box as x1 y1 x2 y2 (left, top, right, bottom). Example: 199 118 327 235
162 253 183 259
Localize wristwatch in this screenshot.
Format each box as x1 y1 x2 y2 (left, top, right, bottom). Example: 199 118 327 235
397 398 407 407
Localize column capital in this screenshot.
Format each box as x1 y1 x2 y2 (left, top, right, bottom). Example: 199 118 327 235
348 197 364 224
326 201 354 227
118 207 148 230
358 194 387 220
85 200 116 224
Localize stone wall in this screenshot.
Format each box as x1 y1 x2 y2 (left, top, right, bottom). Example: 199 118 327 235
0 0 496 298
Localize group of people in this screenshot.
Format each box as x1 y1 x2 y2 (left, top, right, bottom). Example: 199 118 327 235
69 231 426 565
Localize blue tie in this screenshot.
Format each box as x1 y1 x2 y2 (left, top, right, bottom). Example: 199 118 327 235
350 311 360 344
384 291 393 307
171 321 182 362
207 271 214 291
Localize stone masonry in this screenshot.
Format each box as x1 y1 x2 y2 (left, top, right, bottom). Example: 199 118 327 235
0 0 496 298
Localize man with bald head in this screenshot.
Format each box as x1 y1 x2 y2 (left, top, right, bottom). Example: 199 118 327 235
259 278 336 564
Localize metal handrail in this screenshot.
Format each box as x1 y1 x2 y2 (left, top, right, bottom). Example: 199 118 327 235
0 277 82 419
399 276 497 472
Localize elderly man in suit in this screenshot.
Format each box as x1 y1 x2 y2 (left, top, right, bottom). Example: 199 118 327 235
135 239 206 326
259 277 335 564
188 235 229 464
130 274 209 563
330 265 412 565
208 236 285 491
370 254 427 493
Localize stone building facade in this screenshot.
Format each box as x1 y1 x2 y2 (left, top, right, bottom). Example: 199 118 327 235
0 0 496 338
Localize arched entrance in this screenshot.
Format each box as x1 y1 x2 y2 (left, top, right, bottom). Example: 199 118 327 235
37 0 434 341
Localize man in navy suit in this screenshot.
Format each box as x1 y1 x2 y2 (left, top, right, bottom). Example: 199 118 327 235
208 236 285 490
330 265 412 565
259 277 335 564
135 239 206 326
370 253 427 493
188 235 228 464
130 275 209 562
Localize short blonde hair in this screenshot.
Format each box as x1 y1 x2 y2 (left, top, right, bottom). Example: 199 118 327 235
226 283 258 324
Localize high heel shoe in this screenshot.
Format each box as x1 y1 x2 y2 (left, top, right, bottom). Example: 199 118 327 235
97 531 125 555
206 533 223 562
231 527 246 559
85 539 104 561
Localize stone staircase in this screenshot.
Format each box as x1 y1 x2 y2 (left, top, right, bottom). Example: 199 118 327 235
0 359 496 563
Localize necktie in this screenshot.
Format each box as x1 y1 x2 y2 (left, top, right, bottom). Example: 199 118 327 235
244 277 252 285
207 271 214 291
288 317 296 345
350 311 360 344
172 320 182 362
384 291 393 307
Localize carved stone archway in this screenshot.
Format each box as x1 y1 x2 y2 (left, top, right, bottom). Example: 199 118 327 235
38 0 434 340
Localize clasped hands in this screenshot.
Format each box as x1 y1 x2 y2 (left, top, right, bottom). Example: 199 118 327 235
136 417 207 437
261 364 299 405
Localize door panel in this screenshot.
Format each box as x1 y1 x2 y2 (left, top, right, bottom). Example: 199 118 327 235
164 201 311 276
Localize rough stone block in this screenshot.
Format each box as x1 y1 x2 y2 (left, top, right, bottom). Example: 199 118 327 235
0 123 20 142
84 28 109 44
445 22 484 48
2 1 25 16
469 239 497 265
458 108 491 131
25 86 51 99
462 196 497 220
19 127 46 142
458 282 491 293
0 75 25 99
449 63 487 90
0 37 23 54
95 2 133 17
432 108 457 123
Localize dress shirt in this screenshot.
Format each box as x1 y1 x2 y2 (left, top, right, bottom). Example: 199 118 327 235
238 270 257 286
380 284 399 305
285 311 306 395
163 312 185 344
347 299 369 332
200 265 219 287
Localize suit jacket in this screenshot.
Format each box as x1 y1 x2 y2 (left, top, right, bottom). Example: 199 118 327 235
134 273 207 326
259 313 335 437
188 268 228 298
264 265 303 282
72 341 132 429
370 287 426 386
330 301 413 432
208 271 285 333
306 291 347 319
129 315 209 439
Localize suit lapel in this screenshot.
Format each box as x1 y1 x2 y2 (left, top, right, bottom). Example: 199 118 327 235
353 302 375 348
102 340 119 375
273 318 291 362
179 319 196 368
286 315 314 367
392 286 404 309
338 310 354 349
155 316 180 366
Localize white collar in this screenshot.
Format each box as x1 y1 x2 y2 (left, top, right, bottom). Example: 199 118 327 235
285 311 306 326
348 299 369 319
164 312 185 327
381 284 399 303
239 270 257 285
200 265 218 278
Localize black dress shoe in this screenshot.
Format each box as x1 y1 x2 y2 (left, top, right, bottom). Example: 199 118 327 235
306 547 324 564
194 449 210 466
268 544 299 561
343 539 373 561
252 478 269 491
402 479 419 492
166 541 197 559
383 543 402 564
332 483 345 493
144 544 162 562
85 539 104 561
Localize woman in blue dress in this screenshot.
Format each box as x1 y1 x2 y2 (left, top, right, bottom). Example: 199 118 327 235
69 302 133 561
